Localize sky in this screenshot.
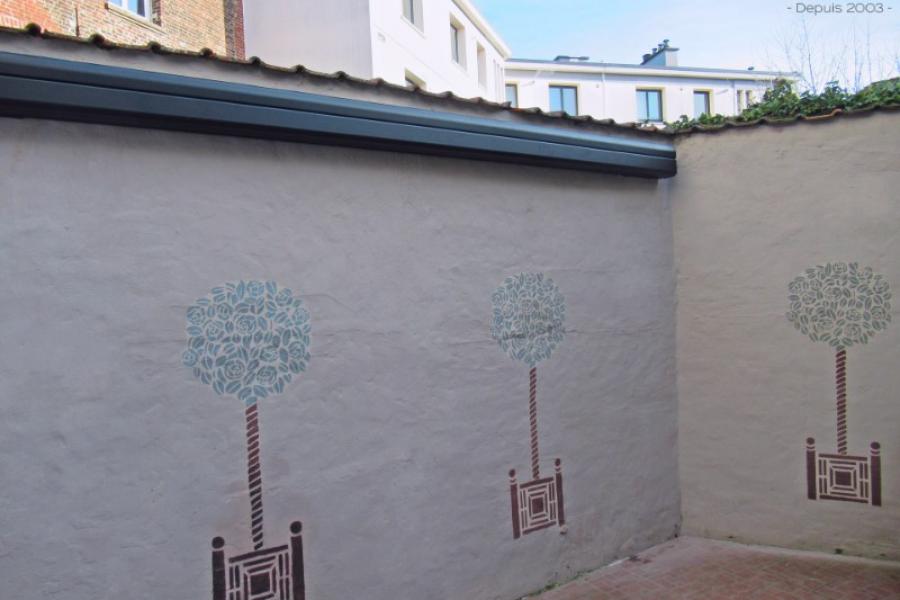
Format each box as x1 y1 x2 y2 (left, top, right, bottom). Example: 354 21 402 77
476 0 899 86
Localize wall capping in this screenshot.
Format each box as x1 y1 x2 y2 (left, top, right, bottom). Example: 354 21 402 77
0 51 676 178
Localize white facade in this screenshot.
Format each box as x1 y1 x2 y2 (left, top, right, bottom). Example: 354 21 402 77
506 57 787 124
242 0 374 78
243 0 511 102
243 5 787 123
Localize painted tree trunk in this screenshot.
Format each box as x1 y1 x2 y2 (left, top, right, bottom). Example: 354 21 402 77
245 403 265 549
835 348 847 455
529 367 539 479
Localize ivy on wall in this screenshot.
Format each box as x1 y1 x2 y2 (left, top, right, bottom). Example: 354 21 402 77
668 78 900 132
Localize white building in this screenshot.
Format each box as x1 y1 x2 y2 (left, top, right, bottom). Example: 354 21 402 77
505 41 789 124
243 0 511 103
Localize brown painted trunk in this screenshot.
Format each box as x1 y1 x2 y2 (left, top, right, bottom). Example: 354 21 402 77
835 348 847 455
529 367 539 479
245 403 265 549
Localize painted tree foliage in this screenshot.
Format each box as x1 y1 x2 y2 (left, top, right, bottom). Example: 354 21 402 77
491 272 565 479
786 262 891 454
184 280 311 549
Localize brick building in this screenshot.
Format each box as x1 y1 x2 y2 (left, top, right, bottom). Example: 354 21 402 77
0 0 244 58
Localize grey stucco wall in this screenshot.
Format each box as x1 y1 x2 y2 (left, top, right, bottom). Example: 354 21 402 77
0 119 678 599
672 112 900 561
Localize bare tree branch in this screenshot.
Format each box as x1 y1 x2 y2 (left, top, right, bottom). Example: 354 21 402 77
768 15 899 92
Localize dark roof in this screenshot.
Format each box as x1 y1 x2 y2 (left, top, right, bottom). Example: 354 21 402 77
1 24 897 137
0 30 676 178
0 24 672 137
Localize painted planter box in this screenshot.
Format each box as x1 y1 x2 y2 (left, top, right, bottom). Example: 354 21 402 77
806 439 882 506
212 522 305 600
509 458 565 539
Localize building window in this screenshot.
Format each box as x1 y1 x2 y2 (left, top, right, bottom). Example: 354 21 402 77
693 91 710 118
404 70 425 90
450 20 464 65
505 84 518 108
636 89 663 122
402 0 422 29
108 0 151 18
476 44 487 88
549 85 577 115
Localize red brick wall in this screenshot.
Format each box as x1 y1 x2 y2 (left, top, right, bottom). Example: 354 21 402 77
0 0 61 30
223 0 244 60
0 0 229 56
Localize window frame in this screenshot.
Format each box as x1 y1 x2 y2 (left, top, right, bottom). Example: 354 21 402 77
107 0 153 19
636 88 664 122
548 84 578 115
449 18 465 67
476 43 487 88
402 0 423 30
505 83 519 108
692 89 711 118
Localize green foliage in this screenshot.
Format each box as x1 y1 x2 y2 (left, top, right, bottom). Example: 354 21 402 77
667 78 900 132
667 112 728 130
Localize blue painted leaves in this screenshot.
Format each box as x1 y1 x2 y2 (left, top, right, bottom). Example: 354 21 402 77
491 273 566 367
183 280 311 405
787 262 892 349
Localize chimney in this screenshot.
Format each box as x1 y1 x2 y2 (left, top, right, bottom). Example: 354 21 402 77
223 0 246 60
640 39 678 67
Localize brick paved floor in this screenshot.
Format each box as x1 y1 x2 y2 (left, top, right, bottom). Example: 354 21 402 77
528 536 900 600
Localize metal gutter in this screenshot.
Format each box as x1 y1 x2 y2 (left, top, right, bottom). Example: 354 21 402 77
0 51 676 178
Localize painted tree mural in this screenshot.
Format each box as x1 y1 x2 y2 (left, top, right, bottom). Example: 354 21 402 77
183 280 311 599
491 273 567 538
786 262 890 505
